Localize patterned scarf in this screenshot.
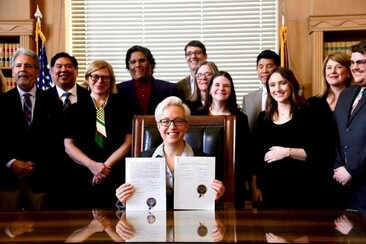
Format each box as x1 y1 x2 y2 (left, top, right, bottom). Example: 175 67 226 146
92 94 109 148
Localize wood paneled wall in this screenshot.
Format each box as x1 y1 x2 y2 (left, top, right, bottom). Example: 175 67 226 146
279 0 365 97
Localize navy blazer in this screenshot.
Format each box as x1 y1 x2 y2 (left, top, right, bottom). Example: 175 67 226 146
117 77 178 115
0 87 64 192
334 85 366 212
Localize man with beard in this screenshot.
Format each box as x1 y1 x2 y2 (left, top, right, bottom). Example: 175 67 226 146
0 48 63 210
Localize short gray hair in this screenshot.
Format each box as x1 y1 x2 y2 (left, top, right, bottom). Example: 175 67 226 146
155 96 191 122
11 48 40 70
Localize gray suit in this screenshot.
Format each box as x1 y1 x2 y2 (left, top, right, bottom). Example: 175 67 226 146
334 85 366 213
242 88 263 135
177 76 197 102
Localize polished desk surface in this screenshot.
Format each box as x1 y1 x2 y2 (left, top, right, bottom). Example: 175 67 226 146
0 207 366 243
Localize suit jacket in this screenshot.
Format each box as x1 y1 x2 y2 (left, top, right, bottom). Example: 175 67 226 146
44 84 90 109
117 77 178 115
0 87 64 192
242 88 263 135
44 84 91 207
334 85 366 213
176 76 198 102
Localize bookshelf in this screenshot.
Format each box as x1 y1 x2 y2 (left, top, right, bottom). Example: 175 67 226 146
308 14 366 96
0 19 35 92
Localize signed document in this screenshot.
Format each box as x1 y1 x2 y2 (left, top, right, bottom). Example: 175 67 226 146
125 158 166 211
174 156 215 210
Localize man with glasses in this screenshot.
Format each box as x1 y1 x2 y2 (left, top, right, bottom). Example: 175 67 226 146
177 40 208 103
333 40 366 214
117 45 177 115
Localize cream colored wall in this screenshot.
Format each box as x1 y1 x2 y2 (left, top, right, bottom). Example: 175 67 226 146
0 0 32 19
311 0 366 15
284 0 312 97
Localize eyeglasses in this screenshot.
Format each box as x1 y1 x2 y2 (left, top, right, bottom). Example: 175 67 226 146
349 59 366 68
185 50 203 57
196 72 213 79
159 118 187 127
89 74 111 82
128 57 148 65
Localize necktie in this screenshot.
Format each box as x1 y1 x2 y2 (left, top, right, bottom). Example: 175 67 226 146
351 88 366 115
63 92 71 112
23 93 32 132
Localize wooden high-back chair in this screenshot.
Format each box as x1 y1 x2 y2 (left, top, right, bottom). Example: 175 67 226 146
131 115 236 204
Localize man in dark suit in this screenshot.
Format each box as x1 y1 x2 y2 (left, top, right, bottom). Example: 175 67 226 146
117 45 177 115
333 40 366 214
46 52 90 111
176 40 207 103
0 48 64 211
45 52 90 209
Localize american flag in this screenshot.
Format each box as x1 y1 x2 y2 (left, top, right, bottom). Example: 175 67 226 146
36 34 53 90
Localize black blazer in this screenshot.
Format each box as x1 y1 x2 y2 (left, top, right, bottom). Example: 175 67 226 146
0 87 64 192
44 84 90 110
117 77 178 115
333 85 366 212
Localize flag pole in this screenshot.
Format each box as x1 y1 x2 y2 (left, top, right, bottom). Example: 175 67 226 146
280 0 287 68
34 5 46 55
34 5 53 90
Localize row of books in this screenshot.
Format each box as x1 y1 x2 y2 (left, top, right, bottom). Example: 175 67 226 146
3 77 16 92
0 43 20 67
323 41 359 57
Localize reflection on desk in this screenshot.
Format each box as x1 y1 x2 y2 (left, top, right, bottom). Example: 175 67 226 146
0 208 366 243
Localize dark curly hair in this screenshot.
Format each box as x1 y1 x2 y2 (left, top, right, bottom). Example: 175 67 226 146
125 45 156 74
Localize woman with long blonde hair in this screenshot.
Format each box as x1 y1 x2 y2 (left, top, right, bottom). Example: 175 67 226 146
308 51 352 209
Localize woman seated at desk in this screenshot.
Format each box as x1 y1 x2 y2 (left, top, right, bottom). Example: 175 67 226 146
115 96 225 209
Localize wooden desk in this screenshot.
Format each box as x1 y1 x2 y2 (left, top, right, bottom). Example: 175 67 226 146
0 208 365 243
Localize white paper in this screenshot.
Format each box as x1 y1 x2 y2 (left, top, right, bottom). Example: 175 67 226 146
174 210 216 242
174 156 215 210
125 211 167 242
125 157 166 211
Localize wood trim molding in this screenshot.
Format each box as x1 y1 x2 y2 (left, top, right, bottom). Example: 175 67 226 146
0 20 35 36
308 14 366 32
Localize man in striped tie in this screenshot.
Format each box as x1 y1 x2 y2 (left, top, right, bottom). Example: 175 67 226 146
45 52 91 209
46 52 90 113
0 48 64 211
